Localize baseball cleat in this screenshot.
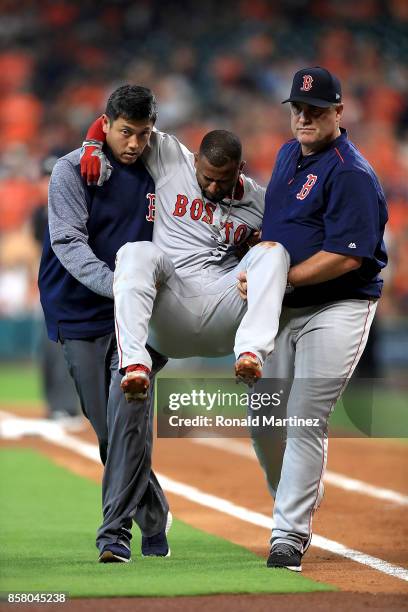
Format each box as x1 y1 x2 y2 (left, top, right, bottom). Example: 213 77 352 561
141 511 172 557
98 543 131 563
235 352 262 387
120 364 150 402
267 542 302 571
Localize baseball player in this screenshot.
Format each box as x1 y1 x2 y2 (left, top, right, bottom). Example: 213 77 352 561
238 67 388 571
81 121 290 400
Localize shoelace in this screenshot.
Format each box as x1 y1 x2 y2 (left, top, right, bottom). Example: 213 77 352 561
272 543 298 556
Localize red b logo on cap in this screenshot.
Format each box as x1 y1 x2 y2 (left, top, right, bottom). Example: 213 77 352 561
300 75 313 91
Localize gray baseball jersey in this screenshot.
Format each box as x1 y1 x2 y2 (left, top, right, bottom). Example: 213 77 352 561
142 130 266 277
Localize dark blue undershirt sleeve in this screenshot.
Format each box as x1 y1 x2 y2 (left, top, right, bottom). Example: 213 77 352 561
322 170 380 259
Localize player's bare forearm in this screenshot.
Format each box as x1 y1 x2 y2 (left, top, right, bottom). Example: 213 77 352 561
287 251 362 287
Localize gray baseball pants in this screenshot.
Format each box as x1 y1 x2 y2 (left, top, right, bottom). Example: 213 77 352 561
114 241 290 367
251 299 377 553
61 333 169 551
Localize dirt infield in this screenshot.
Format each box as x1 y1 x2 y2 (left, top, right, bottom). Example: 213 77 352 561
1 408 408 610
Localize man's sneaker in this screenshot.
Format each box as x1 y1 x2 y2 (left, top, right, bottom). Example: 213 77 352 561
235 352 262 386
120 365 150 402
267 542 302 571
98 543 131 563
141 511 172 557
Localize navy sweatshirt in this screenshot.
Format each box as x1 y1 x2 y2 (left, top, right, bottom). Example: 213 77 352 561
39 147 155 341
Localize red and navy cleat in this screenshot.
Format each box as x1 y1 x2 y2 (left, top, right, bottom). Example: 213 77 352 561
120 364 150 402
235 352 262 387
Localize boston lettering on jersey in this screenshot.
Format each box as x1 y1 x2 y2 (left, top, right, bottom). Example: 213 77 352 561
171 194 249 245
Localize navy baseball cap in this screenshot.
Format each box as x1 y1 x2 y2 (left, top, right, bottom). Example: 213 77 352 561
282 67 342 108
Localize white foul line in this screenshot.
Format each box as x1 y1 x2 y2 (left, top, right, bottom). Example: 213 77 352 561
191 437 408 506
1 410 407 583
158 475 408 582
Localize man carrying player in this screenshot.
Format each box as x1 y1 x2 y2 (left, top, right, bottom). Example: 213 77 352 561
40 86 171 564
238 67 388 571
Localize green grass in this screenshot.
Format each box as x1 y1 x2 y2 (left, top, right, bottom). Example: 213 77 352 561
330 386 408 438
0 449 333 598
0 362 232 410
0 364 43 407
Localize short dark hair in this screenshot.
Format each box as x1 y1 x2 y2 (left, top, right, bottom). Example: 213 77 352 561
199 130 242 167
105 85 157 123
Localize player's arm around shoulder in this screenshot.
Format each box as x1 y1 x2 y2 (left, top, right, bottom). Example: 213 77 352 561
143 128 192 185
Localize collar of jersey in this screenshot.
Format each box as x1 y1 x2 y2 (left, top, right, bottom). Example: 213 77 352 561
296 127 348 163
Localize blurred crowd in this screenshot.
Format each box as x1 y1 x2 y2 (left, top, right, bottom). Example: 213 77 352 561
1 0 407 319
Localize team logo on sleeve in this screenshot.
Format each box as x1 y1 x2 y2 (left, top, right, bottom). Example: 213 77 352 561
296 174 317 200
300 75 313 91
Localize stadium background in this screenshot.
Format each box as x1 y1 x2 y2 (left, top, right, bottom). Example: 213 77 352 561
0 0 407 370
0 1 407 609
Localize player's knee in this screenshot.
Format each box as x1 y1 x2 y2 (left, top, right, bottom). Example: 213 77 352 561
116 241 162 266
253 240 289 260
259 240 287 255
117 240 154 257
260 240 278 249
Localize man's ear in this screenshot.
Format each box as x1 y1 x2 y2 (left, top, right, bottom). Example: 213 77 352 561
239 160 246 173
102 114 110 135
335 104 344 123
194 152 198 168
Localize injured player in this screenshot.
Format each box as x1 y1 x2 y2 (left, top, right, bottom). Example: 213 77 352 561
81 118 290 401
